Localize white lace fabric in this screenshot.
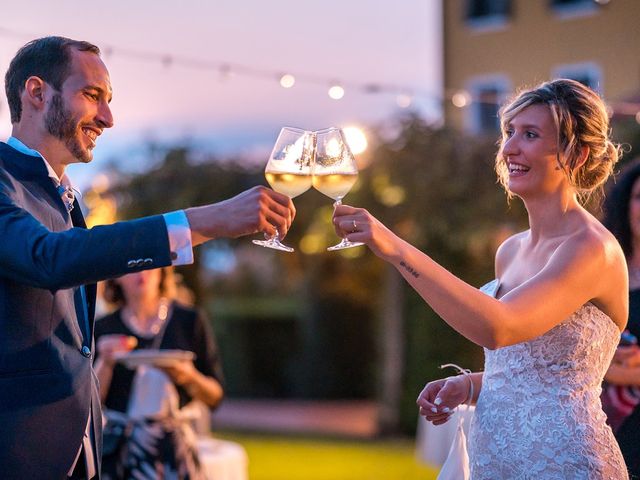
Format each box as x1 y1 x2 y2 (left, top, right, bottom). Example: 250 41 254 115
468 280 629 479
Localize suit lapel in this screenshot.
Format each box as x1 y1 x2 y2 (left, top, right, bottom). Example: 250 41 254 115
69 201 96 342
2 144 97 342
0 142 96 348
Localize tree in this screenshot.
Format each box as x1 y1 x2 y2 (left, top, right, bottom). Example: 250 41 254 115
101 117 529 434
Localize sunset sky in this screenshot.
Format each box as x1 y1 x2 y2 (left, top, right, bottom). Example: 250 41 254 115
0 0 442 187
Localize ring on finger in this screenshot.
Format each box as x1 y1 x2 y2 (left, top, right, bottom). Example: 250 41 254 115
352 219 357 233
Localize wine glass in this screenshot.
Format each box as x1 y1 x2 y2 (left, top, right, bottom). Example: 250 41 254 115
253 127 314 252
312 127 363 251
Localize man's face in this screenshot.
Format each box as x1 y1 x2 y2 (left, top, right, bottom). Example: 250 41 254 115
43 49 113 164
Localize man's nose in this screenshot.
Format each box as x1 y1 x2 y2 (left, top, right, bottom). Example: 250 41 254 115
96 101 114 129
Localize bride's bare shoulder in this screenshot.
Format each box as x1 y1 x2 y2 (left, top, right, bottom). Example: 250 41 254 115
567 221 628 328
495 231 528 273
569 219 624 263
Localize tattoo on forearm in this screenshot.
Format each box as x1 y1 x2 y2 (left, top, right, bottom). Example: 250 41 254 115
399 261 420 278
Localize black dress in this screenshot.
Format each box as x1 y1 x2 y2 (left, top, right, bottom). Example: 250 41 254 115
615 289 640 479
95 302 224 480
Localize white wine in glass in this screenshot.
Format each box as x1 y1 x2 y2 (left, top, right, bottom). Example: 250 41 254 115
265 172 313 199
312 173 358 201
312 127 364 251
253 127 313 252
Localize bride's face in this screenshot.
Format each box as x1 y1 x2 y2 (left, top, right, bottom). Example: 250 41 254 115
500 104 568 198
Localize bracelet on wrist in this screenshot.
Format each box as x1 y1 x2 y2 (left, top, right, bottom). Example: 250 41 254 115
440 363 473 407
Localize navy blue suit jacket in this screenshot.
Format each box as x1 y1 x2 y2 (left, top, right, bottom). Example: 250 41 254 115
0 143 173 479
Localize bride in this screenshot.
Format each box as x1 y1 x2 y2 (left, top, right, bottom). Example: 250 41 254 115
333 79 628 478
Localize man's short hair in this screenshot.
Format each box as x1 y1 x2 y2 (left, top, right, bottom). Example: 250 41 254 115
4 36 100 123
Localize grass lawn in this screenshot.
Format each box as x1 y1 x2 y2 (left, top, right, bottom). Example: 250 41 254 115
217 432 439 480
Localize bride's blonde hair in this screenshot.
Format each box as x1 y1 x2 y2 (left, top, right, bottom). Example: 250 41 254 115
495 78 620 202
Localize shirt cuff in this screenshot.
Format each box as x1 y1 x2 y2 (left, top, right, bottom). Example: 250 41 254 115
163 210 194 265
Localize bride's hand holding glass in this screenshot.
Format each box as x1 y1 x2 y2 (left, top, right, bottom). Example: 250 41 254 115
332 204 403 260
312 127 363 251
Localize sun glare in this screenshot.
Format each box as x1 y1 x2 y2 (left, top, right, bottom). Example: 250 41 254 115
343 127 368 155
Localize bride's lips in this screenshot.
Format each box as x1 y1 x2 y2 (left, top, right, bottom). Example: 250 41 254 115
508 161 530 177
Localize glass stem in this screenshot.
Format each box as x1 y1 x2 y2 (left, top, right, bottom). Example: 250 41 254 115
333 198 344 238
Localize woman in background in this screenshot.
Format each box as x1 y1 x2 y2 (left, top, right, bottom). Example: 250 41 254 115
602 159 640 478
95 267 224 480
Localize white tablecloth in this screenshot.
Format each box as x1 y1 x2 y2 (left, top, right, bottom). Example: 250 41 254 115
415 406 475 466
197 438 248 480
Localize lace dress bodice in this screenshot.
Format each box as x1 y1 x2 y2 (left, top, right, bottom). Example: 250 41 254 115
468 280 628 479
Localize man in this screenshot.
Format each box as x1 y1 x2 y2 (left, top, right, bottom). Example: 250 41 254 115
0 36 294 479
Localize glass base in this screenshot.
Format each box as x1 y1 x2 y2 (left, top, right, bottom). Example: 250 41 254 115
327 239 365 251
252 238 294 252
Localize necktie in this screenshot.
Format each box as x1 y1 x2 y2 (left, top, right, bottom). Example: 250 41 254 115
57 184 75 213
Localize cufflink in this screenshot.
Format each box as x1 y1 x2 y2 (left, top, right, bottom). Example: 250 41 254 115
81 346 91 358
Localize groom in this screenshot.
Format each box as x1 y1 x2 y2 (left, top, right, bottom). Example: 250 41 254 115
0 36 295 479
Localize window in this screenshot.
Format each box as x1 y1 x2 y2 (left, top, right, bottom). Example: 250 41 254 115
465 75 511 134
465 0 511 31
467 0 511 19
552 0 591 4
552 62 602 93
550 0 599 19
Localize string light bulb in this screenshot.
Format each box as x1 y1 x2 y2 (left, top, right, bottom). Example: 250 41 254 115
279 74 296 88
451 90 472 108
328 84 345 100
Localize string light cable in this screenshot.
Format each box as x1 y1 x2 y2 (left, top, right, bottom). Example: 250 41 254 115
0 26 438 109
0 26 638 121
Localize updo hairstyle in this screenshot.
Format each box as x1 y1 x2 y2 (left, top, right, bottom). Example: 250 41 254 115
496 78 620 201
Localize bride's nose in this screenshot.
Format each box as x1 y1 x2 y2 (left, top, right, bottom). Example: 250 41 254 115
502 134 520 157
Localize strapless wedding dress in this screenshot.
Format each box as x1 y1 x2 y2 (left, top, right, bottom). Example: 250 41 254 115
468 279 628 479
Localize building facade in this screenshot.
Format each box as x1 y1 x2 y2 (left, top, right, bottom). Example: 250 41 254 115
443 0 640 133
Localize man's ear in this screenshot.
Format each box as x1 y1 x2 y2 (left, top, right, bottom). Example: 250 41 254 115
22 76 48 112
